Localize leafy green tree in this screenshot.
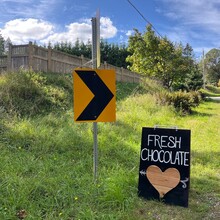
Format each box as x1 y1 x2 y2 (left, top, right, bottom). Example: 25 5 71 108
203 48 220 85
126 25 202 90
173 43 203 91
0 33 5 55
127 26 187 89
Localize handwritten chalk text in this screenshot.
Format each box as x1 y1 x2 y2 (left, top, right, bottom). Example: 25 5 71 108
147 135 182 149
141 148 189 166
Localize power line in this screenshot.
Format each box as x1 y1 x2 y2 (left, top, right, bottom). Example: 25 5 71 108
126 0 163 38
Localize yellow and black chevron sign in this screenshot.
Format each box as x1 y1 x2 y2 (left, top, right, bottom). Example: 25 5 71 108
73 68 116 122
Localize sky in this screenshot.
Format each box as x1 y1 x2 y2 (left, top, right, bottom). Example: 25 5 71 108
1 0 220 58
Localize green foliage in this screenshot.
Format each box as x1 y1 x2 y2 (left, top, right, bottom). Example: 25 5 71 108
54 39 130 68
203 48 220 85
100 40 131 68
156 90 202 113
126 26 202 91
54 39 92 59
0 32 5 55
174 44 203 91
0 72 219 219
0 70 73 117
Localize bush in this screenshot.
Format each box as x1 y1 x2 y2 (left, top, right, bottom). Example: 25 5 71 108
156 90 202 114
0 70 73 117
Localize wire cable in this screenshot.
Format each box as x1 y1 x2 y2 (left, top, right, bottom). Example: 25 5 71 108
126 0 163 38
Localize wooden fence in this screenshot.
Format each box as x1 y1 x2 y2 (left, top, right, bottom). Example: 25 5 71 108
0 42 141 83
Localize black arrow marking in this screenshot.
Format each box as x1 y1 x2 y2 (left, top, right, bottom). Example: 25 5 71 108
75 70 114 121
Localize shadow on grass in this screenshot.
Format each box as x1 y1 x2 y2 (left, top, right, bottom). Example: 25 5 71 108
190 111 215 117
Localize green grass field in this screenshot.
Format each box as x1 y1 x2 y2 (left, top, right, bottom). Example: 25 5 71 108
0 71 219 219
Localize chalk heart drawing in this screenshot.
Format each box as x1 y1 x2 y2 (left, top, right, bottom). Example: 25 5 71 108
146 165 180 198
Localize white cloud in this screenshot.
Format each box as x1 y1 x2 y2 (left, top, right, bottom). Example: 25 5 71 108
41 17 117 45
100 17 117 39
159 0 220 33
0 16 118 45
125 30 133 36
0 0 59 19
156 0 220 56
41 20 91 44
1 18 54 44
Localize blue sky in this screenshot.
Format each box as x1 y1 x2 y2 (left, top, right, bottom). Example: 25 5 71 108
1 0 220 58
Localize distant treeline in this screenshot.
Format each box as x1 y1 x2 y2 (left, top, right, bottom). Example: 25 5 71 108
53 39 131 69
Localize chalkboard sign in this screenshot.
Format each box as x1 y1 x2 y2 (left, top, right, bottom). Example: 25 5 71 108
138 127 190 207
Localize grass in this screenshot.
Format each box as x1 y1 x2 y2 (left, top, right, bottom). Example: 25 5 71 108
0 70 219 219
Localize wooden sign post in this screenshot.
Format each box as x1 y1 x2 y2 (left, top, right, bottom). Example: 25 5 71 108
138 127 190 207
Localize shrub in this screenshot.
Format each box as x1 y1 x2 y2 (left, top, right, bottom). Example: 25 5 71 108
156 90 202 114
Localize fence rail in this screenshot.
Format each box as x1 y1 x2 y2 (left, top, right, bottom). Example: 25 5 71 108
0 42 141 83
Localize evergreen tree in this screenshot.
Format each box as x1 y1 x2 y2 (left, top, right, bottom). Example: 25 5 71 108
54 39 129 68
4 37 12 54
0 33 5 55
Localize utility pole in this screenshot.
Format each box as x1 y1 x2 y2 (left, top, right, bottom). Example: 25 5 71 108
202 49 206 89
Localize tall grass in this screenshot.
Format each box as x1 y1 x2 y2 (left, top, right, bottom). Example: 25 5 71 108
0 70 72 116
0 71 219 219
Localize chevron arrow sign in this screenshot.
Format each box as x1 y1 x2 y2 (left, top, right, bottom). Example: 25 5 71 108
73 68 116 122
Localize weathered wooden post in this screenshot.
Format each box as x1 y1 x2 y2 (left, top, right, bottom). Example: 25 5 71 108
104 61 107 69
80 55 84 67
7 43 12 71
28 42 33 70
48 45 52 72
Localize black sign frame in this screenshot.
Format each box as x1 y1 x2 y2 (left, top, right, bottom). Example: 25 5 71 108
138 127 191 207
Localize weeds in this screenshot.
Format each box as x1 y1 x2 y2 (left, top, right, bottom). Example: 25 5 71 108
0 71 219 219
0 70 72 117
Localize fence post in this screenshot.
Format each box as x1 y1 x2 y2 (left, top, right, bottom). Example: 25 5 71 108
121 67 124 82
104 61 107 69
48 46 52 72
28 41 33 70
80 55 84 67
7 43 12 71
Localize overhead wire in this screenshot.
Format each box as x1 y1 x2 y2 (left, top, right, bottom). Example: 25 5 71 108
126 0 163 38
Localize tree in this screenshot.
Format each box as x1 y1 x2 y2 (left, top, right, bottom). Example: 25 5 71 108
54 39 130 68
126 25 202 90
4 37 12 54
203 48 220 85
173 43 203 91
100 40 130 68
127 25 187 89
0 32 5 55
